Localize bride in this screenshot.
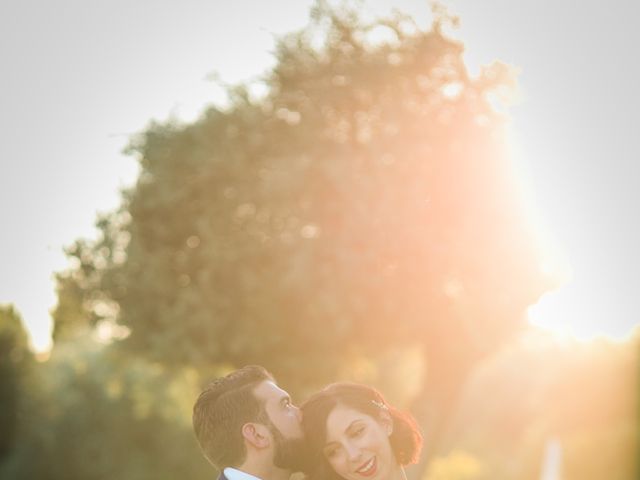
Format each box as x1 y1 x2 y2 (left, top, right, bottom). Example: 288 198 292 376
301 382 422 480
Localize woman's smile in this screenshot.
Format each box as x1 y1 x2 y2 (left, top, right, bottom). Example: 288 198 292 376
355 456 377 476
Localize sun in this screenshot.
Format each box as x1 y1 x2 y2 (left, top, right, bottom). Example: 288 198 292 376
528 286 635 342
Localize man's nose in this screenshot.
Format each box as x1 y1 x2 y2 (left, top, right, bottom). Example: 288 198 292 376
294 405 303 422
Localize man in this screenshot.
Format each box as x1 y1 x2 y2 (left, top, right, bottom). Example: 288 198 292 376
193 365 306 480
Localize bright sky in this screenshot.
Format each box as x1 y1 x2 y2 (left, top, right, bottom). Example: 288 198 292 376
1 1 638 351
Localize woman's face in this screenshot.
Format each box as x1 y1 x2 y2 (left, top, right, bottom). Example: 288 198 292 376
322 404 396 480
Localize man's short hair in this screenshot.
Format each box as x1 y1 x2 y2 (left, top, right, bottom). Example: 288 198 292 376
193 365 274 469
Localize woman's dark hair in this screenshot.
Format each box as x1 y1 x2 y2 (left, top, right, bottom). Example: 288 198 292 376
300 382 423 480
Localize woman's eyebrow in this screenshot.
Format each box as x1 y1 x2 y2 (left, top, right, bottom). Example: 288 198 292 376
345 419 365 432
325 417 369 447
324 421 359 447
326 419 364 443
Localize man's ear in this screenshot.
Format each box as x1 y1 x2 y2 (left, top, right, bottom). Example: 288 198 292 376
378 410 393 436
242 423 271 449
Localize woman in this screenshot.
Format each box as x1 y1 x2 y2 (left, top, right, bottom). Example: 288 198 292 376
301 382 422 480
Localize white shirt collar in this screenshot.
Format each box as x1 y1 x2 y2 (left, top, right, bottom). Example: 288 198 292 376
224 467 263 480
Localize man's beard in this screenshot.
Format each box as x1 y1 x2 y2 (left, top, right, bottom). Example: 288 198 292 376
269 423 307 473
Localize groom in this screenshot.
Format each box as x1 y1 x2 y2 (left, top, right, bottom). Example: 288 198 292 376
193 365 306 480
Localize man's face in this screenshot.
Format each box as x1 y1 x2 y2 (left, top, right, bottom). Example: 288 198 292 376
253 380 303 440
253 380 306 470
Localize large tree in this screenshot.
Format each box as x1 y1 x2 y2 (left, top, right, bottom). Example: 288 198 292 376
53 3 554 463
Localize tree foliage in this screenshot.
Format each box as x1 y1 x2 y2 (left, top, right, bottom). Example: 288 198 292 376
57 6 552 391
433 330 640 480
1 339 211 480
0 305 32 461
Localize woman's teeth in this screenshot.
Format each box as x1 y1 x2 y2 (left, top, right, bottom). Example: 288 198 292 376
356 457 376 476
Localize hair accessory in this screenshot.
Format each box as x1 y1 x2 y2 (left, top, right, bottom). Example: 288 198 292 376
371 400 387 410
